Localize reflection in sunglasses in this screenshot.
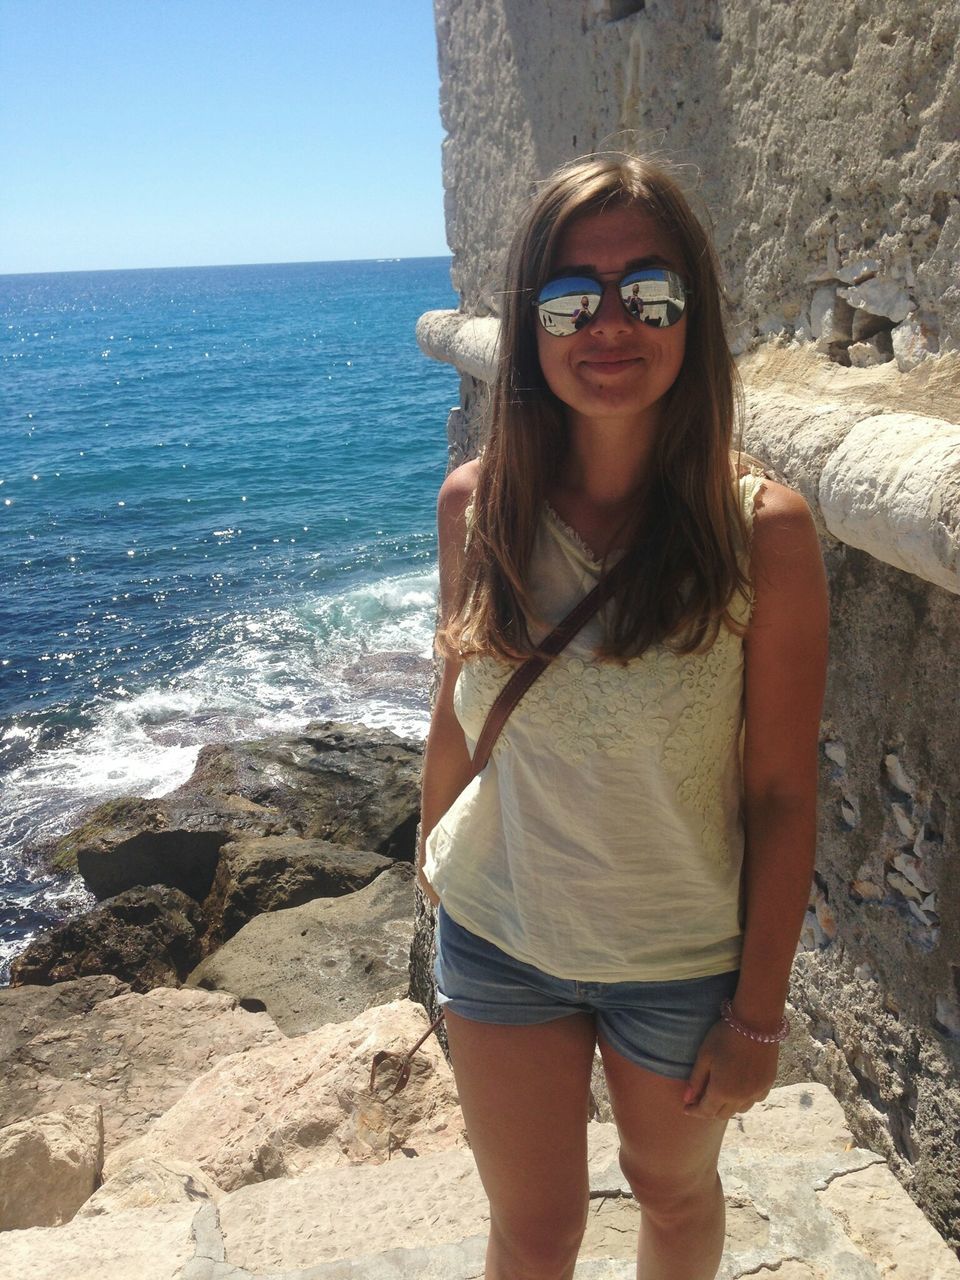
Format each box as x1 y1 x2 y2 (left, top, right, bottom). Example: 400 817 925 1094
536 268 687 335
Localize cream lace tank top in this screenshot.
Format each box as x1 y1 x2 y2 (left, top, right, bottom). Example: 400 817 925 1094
423 472 766 983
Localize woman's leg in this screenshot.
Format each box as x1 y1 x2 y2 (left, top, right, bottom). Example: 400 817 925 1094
598 1038 729 1280
444 1009 597 1280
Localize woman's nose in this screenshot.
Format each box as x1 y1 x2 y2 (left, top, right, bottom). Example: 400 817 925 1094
585 282 630 334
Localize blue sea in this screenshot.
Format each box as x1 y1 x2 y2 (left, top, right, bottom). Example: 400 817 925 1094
0 257 459 981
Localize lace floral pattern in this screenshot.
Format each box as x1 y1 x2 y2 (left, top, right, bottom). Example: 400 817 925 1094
661 631 743 866
544 504 604 566
454 473 766 867
456 647 677 763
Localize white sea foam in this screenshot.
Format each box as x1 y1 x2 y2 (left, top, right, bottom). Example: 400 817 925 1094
0 256 456 980
1 564 438 977
1 565 438 862
311 567 438 655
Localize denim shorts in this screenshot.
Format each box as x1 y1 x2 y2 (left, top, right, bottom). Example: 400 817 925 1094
435 905 739 1081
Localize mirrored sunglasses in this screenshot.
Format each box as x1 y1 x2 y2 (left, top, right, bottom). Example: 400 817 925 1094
534 267 688 336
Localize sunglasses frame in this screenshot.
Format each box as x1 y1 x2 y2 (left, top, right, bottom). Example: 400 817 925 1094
533 267 690 336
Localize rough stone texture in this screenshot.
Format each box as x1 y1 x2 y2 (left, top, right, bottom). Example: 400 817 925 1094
105 999 467 1191
0 973 129 1063
0 1103 103 1229
8 884 205 992
409 884 441 1027
212 1125 619 1274
77 1156 221 1217
415 311 500 381
217 1147 485 1271
49 722 423 890
0 1203 198 1280
737 348 960 570
2 1085 958 1278
62 1087 960 1279
199 834 394 952
819 413 960 592
216 1095 889 1275
781 947 960 1253
435 1 959 357
820 1160 960 1280
779 525 960 1242
0 985 283 1154
186 863 415 1035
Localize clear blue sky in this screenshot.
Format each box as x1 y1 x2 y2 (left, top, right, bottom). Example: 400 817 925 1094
0 0 449 274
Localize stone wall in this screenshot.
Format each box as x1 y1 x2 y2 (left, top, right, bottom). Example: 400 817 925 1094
437 0 959 364
422 0 960 1247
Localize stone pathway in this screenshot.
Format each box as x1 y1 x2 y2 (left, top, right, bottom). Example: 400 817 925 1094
2 1083 958 1279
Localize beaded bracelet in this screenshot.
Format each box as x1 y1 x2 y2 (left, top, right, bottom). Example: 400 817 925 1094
719 998 790 1044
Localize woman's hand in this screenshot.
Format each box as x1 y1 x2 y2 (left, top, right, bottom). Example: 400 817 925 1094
681 1020 779 1121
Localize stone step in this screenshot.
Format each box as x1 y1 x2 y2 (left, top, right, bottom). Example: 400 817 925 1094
1 1085 957 1279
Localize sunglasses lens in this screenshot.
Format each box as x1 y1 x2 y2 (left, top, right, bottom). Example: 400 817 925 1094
535 276 601 335
618 269 687 328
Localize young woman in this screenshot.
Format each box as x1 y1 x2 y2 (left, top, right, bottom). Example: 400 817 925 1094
418 154 829 1280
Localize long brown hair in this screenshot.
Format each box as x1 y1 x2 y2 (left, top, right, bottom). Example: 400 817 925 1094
442 152 751 662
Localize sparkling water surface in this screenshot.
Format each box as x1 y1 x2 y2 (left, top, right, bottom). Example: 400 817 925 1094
0 257 459 978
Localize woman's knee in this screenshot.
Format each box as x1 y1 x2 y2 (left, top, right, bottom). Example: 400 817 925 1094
490 1194 589 1274
618 1146 721 1220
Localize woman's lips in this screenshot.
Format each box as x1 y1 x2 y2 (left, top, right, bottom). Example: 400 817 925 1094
579 355 642 374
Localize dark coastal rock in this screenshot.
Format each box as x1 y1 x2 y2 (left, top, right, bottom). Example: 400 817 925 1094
186 862 416 1035
49 722 423 902
200 834 394 952
8 886 205 993
182 721 423 860
50 794 233 901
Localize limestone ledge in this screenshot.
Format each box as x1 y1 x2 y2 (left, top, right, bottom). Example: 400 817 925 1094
2 1074 959 1279
416 310 960 597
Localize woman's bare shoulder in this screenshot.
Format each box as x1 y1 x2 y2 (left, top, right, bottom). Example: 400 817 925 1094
438 458 480 520
749 478 825 610
751 478 815 539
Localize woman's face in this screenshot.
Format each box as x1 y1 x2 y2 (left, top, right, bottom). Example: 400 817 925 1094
535 205 687 433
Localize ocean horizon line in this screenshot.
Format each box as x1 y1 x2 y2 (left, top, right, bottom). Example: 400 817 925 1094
0 252 454 283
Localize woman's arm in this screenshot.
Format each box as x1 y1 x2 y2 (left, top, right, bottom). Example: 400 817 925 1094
685 480 829 1118
417 460 480 906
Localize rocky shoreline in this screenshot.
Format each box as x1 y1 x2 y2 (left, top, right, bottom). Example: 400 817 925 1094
3 720 959 1277
8 722 423 1004
1 723 444 1222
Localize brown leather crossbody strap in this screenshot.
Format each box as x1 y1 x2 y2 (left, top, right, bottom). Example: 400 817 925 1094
469 557 628 779
370 558 629 1098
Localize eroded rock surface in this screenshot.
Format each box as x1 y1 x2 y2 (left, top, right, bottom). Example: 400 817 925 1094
0 1203 198 1280
187 862 415 1034
0 974 129 1062
2 1066 959 1280
199 833 394 951
9 885 204 991
77 1155 221 1217
0 985 283 1153
105 1087 960 1279
0 1103 103 1230
105 998 466 1191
